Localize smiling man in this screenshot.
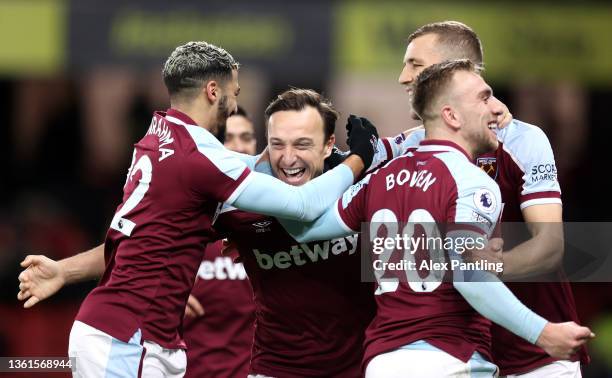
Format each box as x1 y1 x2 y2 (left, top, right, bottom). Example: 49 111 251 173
375 21 590 376
214 88 376 377
280 60 593 378
267 90 337 186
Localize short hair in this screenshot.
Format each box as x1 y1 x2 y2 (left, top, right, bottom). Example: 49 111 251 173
264 88 338 141
407 21 483 67
162 41 239 99
411 59 478 121
234 105 250 120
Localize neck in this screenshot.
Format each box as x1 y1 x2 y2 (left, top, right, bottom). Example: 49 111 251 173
170 100 213 131
424 123 475 160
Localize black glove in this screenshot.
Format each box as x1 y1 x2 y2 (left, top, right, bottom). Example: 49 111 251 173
346 115 379 169
324 145 350 171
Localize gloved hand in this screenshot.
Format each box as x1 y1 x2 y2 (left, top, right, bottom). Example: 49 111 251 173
346 115 379 169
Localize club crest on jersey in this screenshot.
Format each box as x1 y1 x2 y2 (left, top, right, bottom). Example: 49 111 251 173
477 157 497 179
474 188 496 214
253 220 272 233
394 133 406 145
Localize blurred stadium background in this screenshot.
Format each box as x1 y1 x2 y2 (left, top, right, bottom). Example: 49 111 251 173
1 0 612 376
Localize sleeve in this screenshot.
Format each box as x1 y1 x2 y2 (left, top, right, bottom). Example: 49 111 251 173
184 124 253 203
190 142 253 204
225 150 261 170
231 164 355 222
187 126 356 222
277 173 372 242
453 281 547 344
447 168 548 344
506 123 562 210
369 127 425 172
336 173 371 232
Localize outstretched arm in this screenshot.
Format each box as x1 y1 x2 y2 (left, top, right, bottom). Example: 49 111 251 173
453 272 592 359
232 156 361 222
278 203 355 243
231 116 375 222
18 243 105 308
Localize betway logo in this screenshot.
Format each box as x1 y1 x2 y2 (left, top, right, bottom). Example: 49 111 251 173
197 257 247 280
254 235 359 270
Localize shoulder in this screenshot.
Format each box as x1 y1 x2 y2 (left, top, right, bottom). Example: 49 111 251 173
181 124 248 175
434 152 499 196
497 119 548 143
391 127 426 153
182 124 224 152
497 120 554 162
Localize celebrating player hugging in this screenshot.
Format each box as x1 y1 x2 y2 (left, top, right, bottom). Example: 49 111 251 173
17 20 594 378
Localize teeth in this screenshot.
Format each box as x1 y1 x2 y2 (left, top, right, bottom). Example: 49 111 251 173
488 123 498 129
283 168 304 176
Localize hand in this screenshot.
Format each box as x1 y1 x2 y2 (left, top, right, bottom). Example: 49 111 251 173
184 294 205 319
464 238 504 275
220 239 242 263
499 101 513 128
536 321 594 359
17 255 66 308
324 145 349 171
346 115 379 169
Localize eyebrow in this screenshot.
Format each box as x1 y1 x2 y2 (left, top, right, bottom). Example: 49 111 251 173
294 138 314 144
479 88 492 99
405 57 423 65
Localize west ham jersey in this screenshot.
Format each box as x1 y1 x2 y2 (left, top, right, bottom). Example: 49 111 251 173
214 207 376 377
382 121 588 374
184 240 255 378
336 140 502 367
484 121 588 374
76 109 252 349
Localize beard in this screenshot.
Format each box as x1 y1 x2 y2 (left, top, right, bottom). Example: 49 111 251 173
214 95 232 143
472 128 499 157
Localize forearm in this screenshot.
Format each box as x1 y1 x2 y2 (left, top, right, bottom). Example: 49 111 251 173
502 225 563 280
60 243 106 284
233 163 354 222
454 278 547 344
342 155 365 180
279 204 354 243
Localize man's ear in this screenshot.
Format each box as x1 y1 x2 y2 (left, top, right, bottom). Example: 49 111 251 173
323 134 336 159
204 81 219 104
441 105 461 131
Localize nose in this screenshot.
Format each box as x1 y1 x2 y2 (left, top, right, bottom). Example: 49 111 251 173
233 142 249 154
398 65 413 85
490 96 504 118
280 146 298 166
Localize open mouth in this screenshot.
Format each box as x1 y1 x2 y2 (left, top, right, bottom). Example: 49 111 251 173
281 167 306 182
487 121 498 130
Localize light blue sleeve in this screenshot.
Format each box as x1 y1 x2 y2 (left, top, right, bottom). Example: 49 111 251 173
453 278 547 344
438 154 548 344
369 128 425 171
278 172 373 242
230 164 354 222
278 201 354 242
225 151 261 170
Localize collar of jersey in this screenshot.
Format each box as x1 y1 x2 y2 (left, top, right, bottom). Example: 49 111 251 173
164 108 199 128
416 139 472 161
